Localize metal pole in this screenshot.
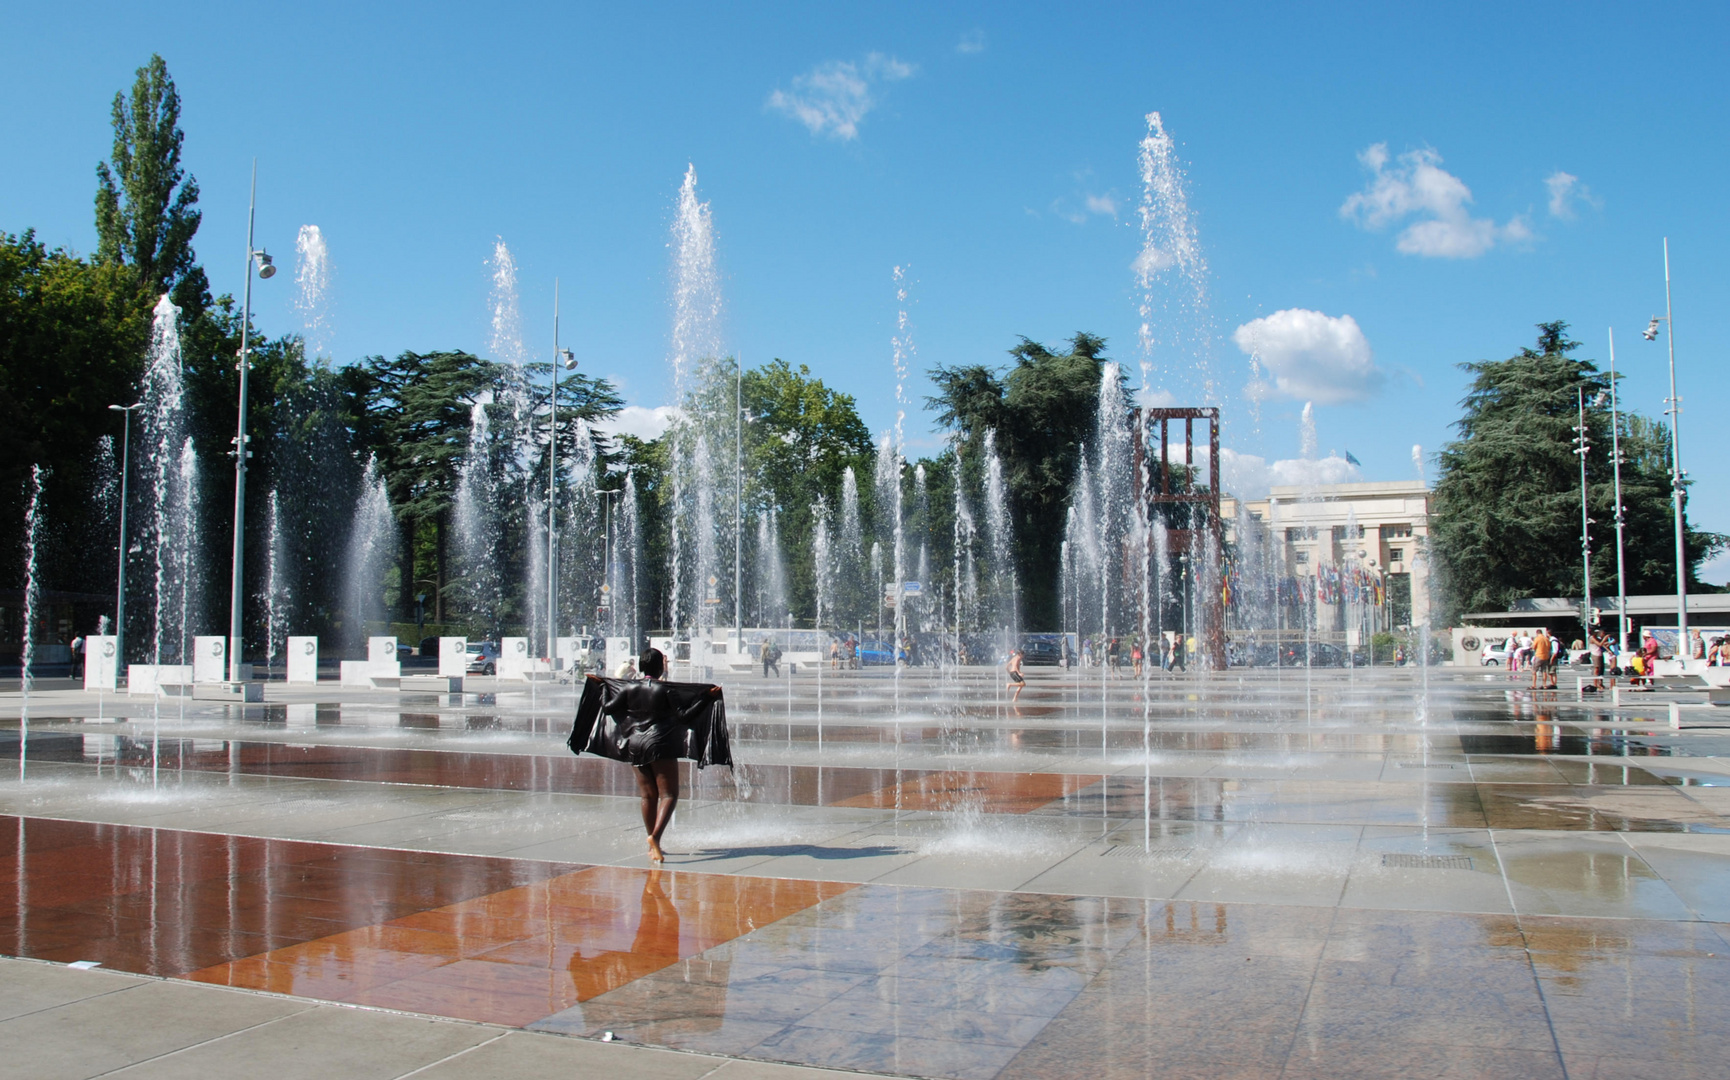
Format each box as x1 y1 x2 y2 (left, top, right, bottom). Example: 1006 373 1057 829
227 162 259 683
548 281 559 659
110 403 139 668
1608 329 1628 651
1576 387 1592 642
734 361 743 647
1662 239 1688 664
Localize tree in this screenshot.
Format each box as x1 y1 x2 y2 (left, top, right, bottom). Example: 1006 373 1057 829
94 55 208 313
0 231 151 600
927 332 1111 628
1431 322 1723 625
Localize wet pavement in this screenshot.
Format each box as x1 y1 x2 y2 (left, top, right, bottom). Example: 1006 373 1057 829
2 665 1728 1078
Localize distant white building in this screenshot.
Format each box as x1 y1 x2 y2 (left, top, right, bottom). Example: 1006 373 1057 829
1224 479 1432 637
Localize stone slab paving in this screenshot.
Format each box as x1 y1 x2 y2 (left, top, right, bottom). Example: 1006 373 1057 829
1 667 1727 1078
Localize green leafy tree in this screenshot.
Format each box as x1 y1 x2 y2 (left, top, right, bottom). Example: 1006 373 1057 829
94 54 208 313
0 231 151 602
1431 322 1723 625
928 332 1111 628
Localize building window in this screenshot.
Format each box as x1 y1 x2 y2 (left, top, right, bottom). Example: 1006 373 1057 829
1381 524 1413 539
1295 551 1308 563
1389 548 1405 562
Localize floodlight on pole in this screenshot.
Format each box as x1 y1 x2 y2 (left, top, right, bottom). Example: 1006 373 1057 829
227 161 271 683
1645 239 1689 665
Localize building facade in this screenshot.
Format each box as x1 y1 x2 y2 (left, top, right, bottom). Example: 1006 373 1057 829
1224 479 1432 643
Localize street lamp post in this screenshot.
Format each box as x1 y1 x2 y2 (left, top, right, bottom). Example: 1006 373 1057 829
108 402 143 668
1644 238 1689 665
1573 386 1594 642
1607 329 1629 652
734 363 743 648
227 162 275 683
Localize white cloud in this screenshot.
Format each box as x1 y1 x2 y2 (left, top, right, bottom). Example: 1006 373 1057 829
1234 309 1384 404
1163 444 1362 501
1084 193 1119 217
600 405 680 442
767 53 915 141
957 29 986 54
1219 449 1363 500
1545 170 1597 219
1052 190 1119 224
1340 144 1525 258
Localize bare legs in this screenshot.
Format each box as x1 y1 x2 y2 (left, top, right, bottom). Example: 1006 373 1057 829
633 759 680 863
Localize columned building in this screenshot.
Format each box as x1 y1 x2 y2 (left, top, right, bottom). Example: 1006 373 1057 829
1223 479 1432 642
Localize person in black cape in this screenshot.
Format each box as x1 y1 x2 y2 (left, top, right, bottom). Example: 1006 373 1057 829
568 647 731 862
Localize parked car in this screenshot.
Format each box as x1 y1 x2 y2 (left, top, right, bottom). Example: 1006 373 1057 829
1479 638 1515 666
466 641 501 675
1019 637 1066 666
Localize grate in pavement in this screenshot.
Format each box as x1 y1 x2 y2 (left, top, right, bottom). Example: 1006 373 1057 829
1395 761 1460 769
1382 853 1474 870
1102 844 1193 859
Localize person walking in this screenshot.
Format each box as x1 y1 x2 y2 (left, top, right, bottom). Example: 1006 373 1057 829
570 648 731 863
1131 641 1144 677
760 637 780 678
1006 647 1026 703
1531 628 1554 690
1170 634 1187 673
1081 638 1094 668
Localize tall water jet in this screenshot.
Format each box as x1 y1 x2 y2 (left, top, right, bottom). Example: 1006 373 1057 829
487 238 527 367
1300 402 1318 461
261 489 289 677
622 473 642 645
344 457 394 646
137 295 196 664
18 464 44 779
294 225 332 357
755 510 787 626
982 430 1017 649
951 448 978 651
454 398 502 635
173 439 200 665
838 468 863 633
1135 110 1213 403
889 266 913 680
665 166 723 638
812 500 831 751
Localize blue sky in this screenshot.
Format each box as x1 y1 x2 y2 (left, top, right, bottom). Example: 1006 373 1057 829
5 2 1728 575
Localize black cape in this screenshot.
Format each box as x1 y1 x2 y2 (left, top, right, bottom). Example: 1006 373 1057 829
568 675 733 769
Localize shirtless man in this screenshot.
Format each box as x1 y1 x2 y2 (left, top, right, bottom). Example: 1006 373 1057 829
1006 648 1026 702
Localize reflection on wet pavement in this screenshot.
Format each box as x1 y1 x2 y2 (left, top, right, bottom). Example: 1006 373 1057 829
4 666 1730 1077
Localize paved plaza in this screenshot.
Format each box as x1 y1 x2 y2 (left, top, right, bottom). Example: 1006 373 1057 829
2 664 1728 1079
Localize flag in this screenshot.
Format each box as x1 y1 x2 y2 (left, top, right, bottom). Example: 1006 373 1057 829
1345 450 1361 466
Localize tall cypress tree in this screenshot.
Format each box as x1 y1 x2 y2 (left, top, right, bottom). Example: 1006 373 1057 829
94 54 209 314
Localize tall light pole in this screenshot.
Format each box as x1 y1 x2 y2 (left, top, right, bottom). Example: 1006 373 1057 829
1607 329 1629 651
1573 386 1594 642
1644 237 1688 664
547 282 575 657
227 162 275 683
108 402 143 668
734 362 743 647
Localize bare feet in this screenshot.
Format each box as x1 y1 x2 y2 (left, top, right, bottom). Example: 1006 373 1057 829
647 837 665 863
